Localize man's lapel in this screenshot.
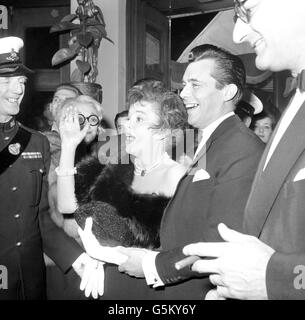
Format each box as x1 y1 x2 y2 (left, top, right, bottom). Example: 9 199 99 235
162 116 237 230
244 102 305 236
186 138 211 175
187 115 237 175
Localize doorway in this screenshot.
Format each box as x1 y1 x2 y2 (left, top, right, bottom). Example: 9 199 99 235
4 2 70 127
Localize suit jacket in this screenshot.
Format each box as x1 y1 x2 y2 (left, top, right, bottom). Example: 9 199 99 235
155 115 264 299
244 100 305 299
0 120 83 300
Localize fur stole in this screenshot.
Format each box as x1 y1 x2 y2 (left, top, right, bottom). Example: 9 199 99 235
74 157 170 249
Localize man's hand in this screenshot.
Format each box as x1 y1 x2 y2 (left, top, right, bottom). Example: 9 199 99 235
182 223 275 300
117 247 148 278
72 253 104 299
78 217 128 265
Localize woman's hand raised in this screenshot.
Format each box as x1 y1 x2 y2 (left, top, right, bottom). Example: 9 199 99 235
59 106 89 149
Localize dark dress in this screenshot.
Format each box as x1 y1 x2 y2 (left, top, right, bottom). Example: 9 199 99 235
73 157 170 299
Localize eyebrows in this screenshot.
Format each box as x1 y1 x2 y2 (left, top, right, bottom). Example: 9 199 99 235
182 77 202 84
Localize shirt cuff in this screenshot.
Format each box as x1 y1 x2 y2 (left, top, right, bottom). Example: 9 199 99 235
72 252 87 269
142 251 164 288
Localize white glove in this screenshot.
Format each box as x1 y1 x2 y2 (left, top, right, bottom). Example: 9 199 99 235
72 253 104 299
80 260 105 299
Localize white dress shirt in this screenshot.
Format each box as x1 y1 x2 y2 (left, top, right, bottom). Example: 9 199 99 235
194 111 235 159
142 111 236 287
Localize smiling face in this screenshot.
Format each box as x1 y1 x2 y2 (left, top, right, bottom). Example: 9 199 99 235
125 101 161 158
233 0 305 74
180 59 227 129
0 76 27 122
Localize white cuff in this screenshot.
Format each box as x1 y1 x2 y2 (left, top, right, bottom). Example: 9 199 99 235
72 253 87 269
55 166 77 176
142 251 164 288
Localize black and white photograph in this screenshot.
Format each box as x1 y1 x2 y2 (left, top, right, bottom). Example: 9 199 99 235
0 0 305 304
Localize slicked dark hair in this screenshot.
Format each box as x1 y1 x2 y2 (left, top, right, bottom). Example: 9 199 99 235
188 44 246 104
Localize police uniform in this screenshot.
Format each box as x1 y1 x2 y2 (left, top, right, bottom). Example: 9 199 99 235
0 36 83 300
0 118 83 299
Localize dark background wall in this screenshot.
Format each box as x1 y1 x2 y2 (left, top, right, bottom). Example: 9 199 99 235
171 12 217 61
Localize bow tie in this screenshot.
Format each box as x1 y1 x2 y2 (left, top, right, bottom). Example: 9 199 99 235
297 70 305 93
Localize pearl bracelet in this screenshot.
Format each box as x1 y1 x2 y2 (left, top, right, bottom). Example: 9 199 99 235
55 166 77 176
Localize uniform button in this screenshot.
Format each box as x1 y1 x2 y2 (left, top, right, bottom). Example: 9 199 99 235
4 136 10 141
14 214 20 219
11 186 17 191
9 165 12 168
16 242 22 247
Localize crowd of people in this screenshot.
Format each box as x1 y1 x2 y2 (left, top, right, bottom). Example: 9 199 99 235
1 0 305 300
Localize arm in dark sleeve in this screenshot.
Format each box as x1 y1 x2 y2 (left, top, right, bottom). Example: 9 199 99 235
155 247 203 285
266 252 305 300
156 134 264 285
39 136 83 273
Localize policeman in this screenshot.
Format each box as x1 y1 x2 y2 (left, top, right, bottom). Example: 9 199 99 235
0 36 101 299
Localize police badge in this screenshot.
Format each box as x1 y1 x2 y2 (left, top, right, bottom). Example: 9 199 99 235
8 143 21 155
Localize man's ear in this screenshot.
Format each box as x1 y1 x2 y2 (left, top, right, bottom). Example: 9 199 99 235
223 84 238 102
244 116 252 128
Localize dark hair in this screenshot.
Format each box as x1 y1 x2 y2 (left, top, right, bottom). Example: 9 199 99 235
251 103 281 130
188 44 246 103
114 110 129 129
132 77 161 87
235 100 255 121
127 79 188 131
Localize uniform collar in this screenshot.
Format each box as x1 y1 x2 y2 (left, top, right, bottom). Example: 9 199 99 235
0 117 17 132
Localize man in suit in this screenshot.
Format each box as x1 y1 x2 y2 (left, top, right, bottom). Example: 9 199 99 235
114 44 264 299
182 0 305 300
0 36 103 299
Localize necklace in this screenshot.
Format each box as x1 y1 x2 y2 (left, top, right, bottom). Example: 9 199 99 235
134 152 170 176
